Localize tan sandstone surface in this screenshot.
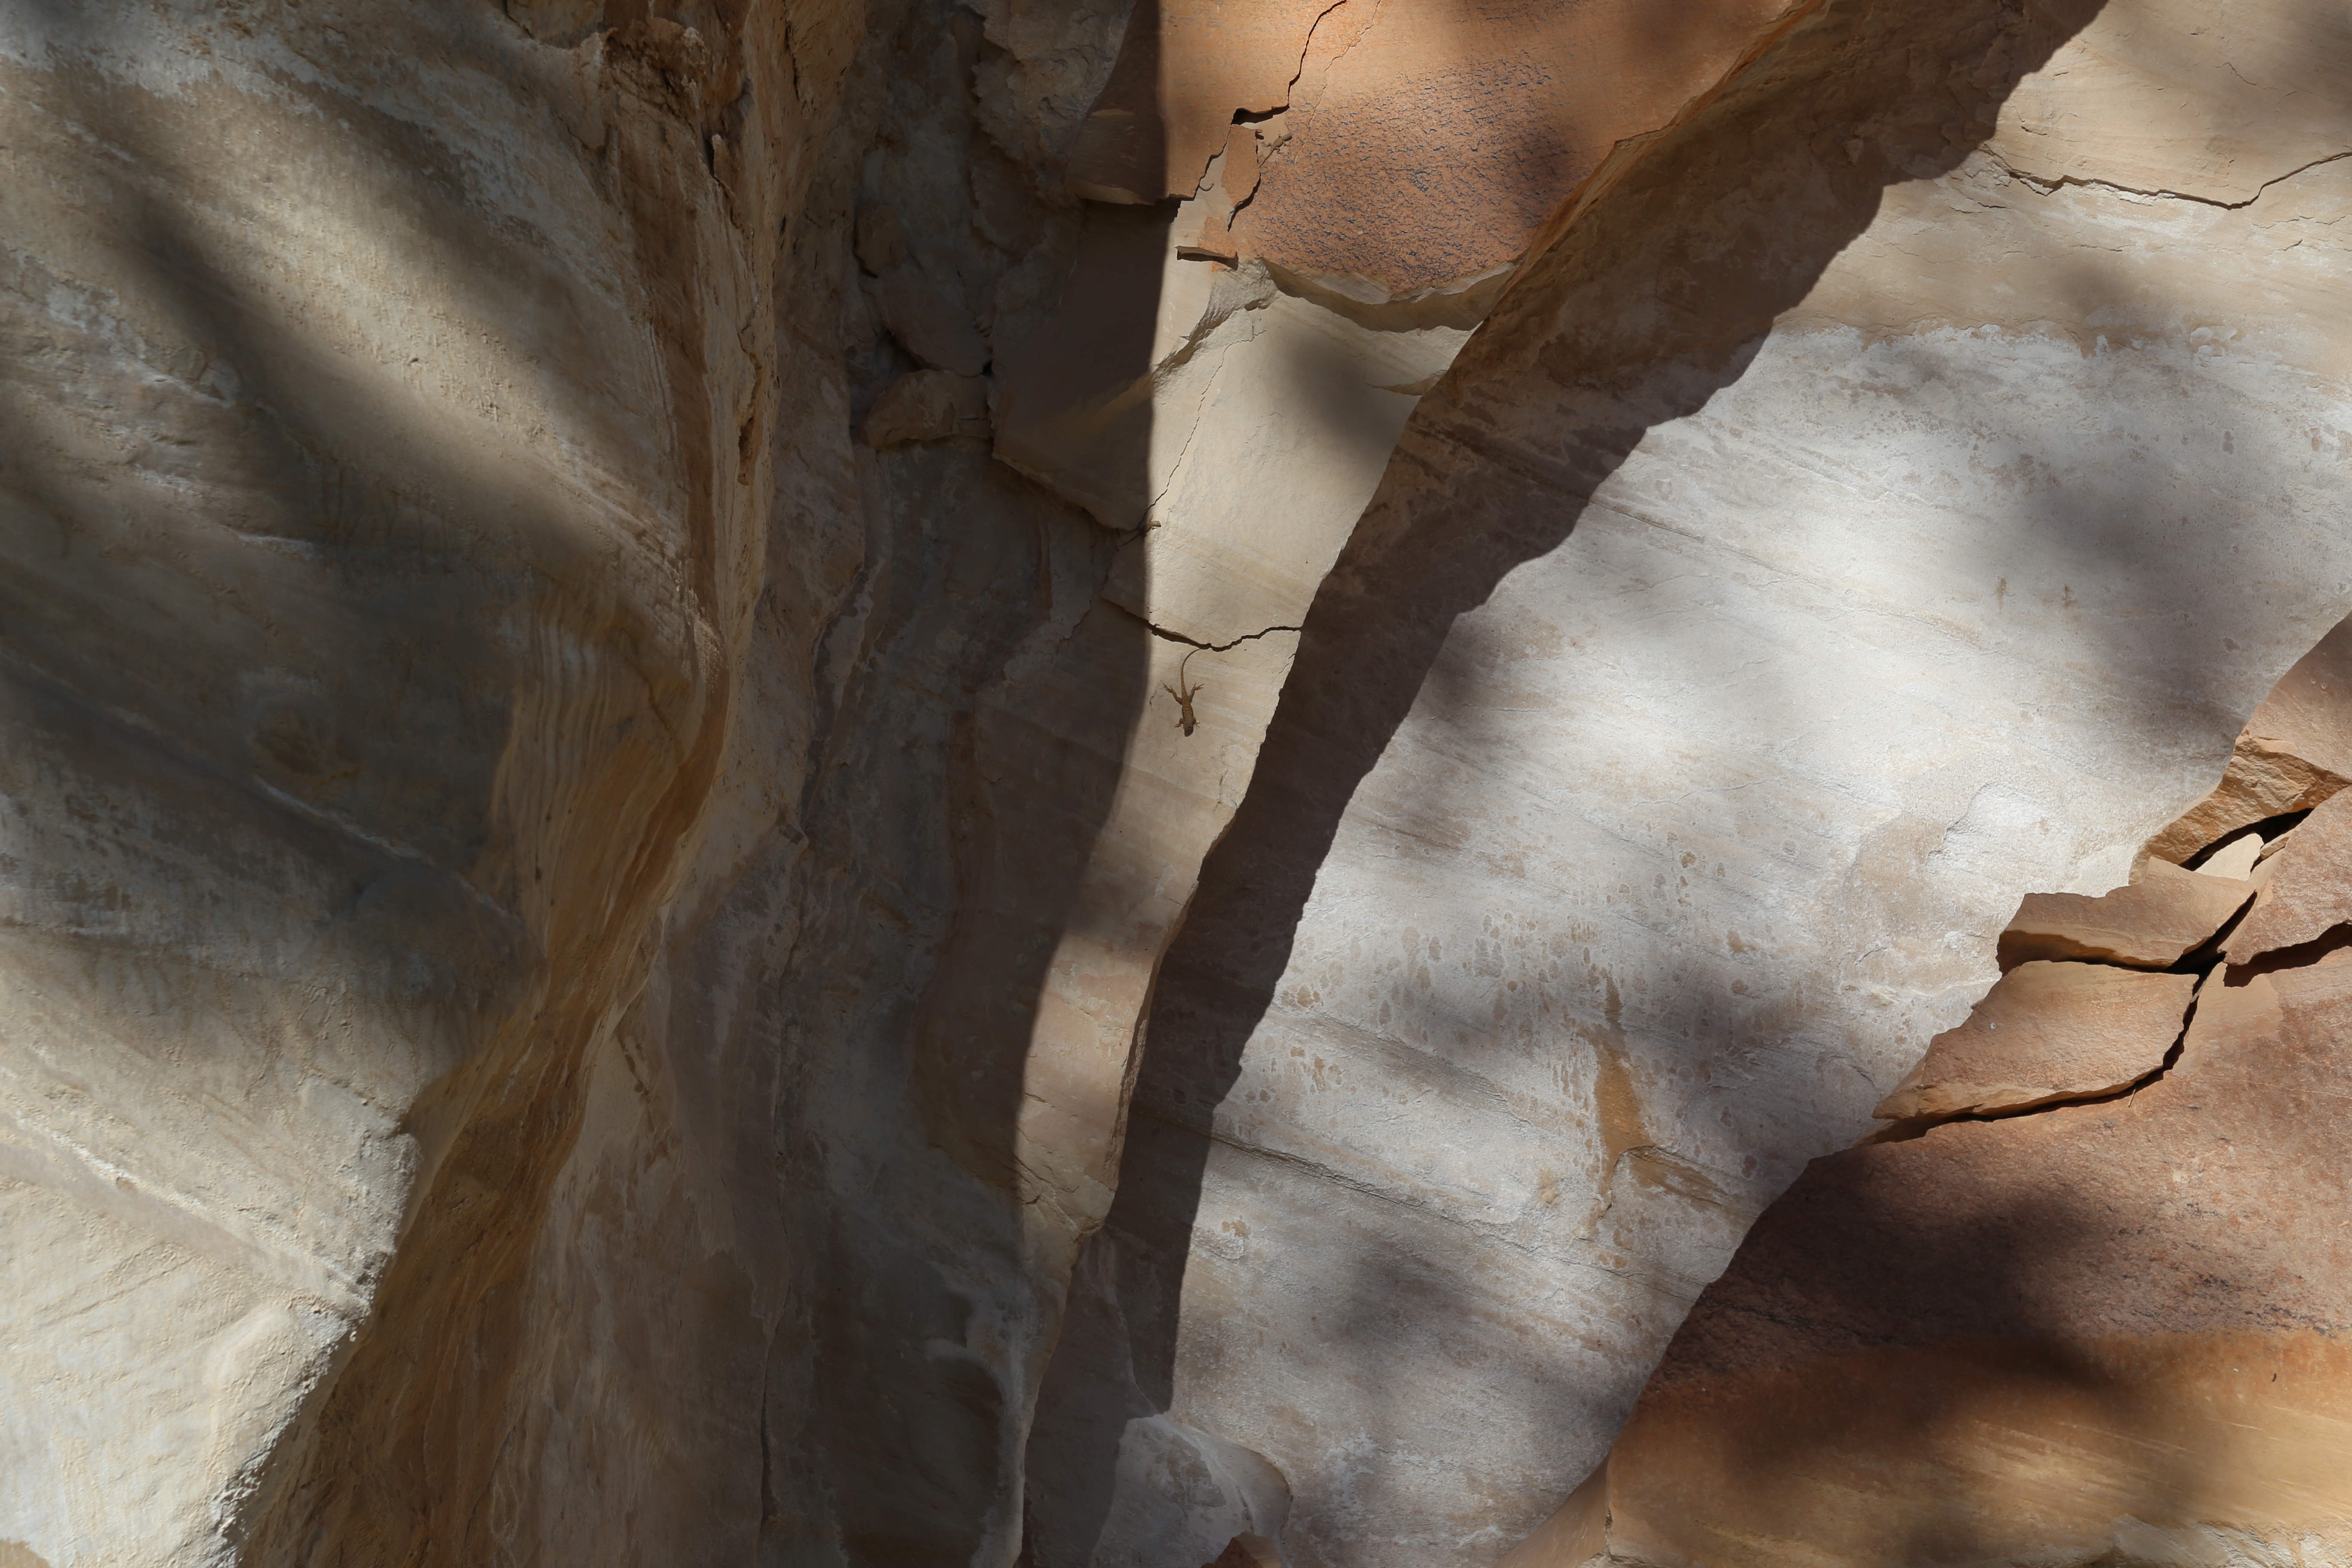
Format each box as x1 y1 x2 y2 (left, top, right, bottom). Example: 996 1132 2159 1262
1870 960 2195 1121
1998 857 2254 970
1536 876 2352 1568
2223 788 2352 965
2145 616 2352 864
1026 0 2352 1562
9 0 2352 1566
0 3 836 1562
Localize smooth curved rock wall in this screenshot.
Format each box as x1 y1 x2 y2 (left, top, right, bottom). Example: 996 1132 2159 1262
9 0 2352 1565
1026 0 2352 1562
0 3 830 1562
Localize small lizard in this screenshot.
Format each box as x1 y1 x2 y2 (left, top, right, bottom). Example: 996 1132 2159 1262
1164 647 1206 736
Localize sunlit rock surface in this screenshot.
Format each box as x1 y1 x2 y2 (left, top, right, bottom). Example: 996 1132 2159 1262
1538 671 2352 1568
1036 0 2352 1563
9 0 2352 1565
1871 960 2196 1121
0 4 823 1562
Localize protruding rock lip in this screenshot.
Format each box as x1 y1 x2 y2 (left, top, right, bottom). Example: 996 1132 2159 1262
1996 856 2253 971
1869 962 2197 1123
2221 788 2352 967
2144 615 2352 866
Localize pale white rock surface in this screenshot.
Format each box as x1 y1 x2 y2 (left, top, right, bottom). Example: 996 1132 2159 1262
0 2 838 1563
1027 0 2352 1563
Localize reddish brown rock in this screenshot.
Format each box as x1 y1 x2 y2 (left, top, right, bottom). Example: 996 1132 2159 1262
1997 857 2251 970
1872 961 2196 1121
2223 787 2352 965
1233 0 1817 295
1068 0 1817 295
2148 614 2352 863
1525 950 2352 1568
1063 0 1329 205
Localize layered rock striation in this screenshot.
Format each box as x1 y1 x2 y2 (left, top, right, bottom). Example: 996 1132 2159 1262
7 0 2352 1566
1029 0 2352 1559
1529 660 2352 1567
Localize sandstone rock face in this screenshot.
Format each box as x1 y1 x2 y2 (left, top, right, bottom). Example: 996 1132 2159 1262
1553 946 2352 1568
2223 788 2352 965
13 0 2352 1565
1029 0 2352 1560
1524 598 2352 1568
0 4 828 1562
1871 961 2194 1121
1998 858 2254 970
1066 0 1817 295
2146 616 2352 865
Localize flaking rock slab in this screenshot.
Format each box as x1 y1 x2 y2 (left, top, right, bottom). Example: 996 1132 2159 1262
1872 960 2196 1121
1998 858 2251 971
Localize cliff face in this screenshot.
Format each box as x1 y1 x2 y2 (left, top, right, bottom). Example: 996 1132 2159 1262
6 1 2352 1567
0 5 828 1562
1541 649 2352 1568
1032 0 2352 1560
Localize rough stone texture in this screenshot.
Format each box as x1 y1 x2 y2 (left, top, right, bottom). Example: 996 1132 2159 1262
1028 0 2352 1562
863 368 992 447
2223 787 2352 965
2147 615 2352 864
0 4 830 1562
1547 946 2352 1568
1231 0 1817 298
1063 0 1327 206
16 0 2352 1566
1067 0 1818 298
1870 960 2195 1121
1998 858 2254 971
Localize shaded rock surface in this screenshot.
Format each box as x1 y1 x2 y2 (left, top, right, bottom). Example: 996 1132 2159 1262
1539 943 2352 1568
10 0 2352 1567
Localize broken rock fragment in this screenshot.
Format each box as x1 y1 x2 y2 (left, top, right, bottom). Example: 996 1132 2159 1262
1541 947 2352 1568
2193 827 2264 880
2148 616 2352 863
1871 960 2196 1121
2223 787 2352 966
1996 857 2251 971
861 370 989 448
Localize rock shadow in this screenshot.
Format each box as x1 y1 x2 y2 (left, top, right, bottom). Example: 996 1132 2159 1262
1023 0 2156 1560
